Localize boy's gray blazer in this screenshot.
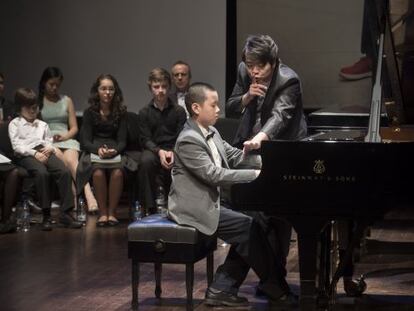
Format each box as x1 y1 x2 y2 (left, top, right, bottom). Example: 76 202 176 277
168 118 261 236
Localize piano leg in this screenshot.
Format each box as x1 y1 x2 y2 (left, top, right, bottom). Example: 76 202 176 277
328 220 370 297
318 224 332 307
292 218 329 311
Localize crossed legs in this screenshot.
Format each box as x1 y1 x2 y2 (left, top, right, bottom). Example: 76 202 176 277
55 148 97 211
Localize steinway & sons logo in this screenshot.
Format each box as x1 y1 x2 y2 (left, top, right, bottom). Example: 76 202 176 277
313 160 325 174
282 159 356 183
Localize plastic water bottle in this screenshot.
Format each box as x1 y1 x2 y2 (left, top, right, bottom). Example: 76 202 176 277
77 196 87 224
155 186 168 216
132 200 143 221
15 205 22 231
21 199 31 232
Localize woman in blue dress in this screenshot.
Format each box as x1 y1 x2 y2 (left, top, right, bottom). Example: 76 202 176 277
39 67 98 213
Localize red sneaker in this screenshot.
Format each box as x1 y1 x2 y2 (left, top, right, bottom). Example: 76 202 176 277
339 56 372 80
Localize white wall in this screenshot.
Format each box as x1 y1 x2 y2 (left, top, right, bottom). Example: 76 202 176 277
237 0 372 109
0 0 226 114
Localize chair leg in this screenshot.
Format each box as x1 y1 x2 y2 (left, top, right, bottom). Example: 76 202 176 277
206 251 214 287
185 263 194 311
131 259 139 310
154 262 162 298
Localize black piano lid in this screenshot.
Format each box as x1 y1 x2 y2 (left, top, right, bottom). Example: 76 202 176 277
307 104 389 130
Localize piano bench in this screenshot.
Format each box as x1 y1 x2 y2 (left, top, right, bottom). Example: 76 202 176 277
127 214 217 311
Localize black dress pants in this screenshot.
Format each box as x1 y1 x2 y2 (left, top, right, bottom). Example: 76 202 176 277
210 205 291 300
16 154 74 212
246 211 292 277
137 150 171 213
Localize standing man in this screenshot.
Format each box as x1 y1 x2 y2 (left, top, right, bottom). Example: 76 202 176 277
226 34 307 287
226 34 307 147
170 61 191 118
137 68 186 215
168 82 297 308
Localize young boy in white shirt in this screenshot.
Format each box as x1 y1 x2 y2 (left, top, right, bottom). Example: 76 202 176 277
9 88 81 230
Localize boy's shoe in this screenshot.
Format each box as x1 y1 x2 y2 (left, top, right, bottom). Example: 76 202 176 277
41 216 53 231
0 221 17 234
205 287 249 307
268 292 299 309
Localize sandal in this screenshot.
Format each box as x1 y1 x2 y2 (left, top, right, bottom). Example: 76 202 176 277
87 199 99 214
96 216 108 227
107 216 119 226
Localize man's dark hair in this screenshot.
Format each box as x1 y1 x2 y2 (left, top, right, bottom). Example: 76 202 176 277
185 82 216 117
15 88 38 111
242 34 279 66
0 72 4 80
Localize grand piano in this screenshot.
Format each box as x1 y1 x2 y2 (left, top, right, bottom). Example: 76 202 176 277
231 1 414 310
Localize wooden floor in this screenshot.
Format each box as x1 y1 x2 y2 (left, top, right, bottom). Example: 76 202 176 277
1 207 414 311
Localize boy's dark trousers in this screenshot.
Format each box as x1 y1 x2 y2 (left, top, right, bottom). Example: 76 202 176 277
16 154 74 213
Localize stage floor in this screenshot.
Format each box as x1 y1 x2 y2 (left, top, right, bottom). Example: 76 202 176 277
1 208 414 311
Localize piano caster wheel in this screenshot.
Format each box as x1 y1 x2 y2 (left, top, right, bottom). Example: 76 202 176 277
344 275 367 297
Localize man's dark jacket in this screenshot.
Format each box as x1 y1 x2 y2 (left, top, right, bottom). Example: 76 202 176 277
226 61 307 148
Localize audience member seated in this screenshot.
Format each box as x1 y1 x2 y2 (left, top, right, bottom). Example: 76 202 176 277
0 72 17 123
137 68 186 215
170 60 192 118
78 74 137 227
8 88 82 231
0 149 21 234
124 111 142 203
39 66 98 213
1 89 21 232
0 95 40 216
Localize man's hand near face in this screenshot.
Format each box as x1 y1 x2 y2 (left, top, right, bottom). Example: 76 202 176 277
241 81 268 107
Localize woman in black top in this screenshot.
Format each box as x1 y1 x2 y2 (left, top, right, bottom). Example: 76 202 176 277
79 74 136 226
1 82 21 233
0 154 20 233
0 72 16 124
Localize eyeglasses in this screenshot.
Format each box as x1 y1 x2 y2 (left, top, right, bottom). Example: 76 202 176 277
98 86 115 93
